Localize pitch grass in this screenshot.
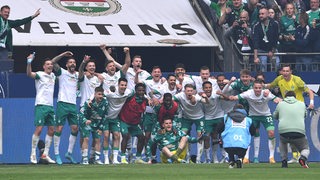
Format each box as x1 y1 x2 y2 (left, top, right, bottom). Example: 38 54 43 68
0 163 319 180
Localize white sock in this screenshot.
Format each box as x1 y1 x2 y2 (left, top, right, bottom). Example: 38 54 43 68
113 150 119 161
244 146 250 159
31 134 39 156
196 141 203 161
67 134 77 154
212 144 218 162
221 148 227 158
103 150 109 160
127 136 133 149
90 147 95 158
268 139 275 158
44 134 53 156
54 134 60 155
82 149 88 157
204 148 211 161
254 137 260 158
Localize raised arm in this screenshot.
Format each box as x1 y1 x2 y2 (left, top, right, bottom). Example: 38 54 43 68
99 44 123 69
121 47 131 74
26 53 36 79
134 69 143 84
51 51 73 71
78 55 91 80
221 76 236 94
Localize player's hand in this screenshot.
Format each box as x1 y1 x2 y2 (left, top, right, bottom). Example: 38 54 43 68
308 103 314 110
123 47 129 53
230 76 236 83
32 8 40 19
27 52 36 64
100 44 106 50
263 89 270 97
83 55 91 63
62 51 73 57
152 97 160 106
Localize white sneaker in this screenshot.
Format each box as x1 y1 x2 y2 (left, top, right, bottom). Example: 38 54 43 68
94 159 103 165
30 155 37 164
82 157 89 165
41 154 56 164
288 158 298 164
113 159 120 164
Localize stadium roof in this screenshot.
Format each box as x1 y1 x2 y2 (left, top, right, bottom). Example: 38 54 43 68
5 0 218 47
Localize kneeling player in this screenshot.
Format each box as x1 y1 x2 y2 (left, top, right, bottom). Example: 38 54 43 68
147 116 203 163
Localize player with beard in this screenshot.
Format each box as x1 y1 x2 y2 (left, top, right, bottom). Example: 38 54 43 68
217 74 237 114
51 51 79 165
174 63 195 92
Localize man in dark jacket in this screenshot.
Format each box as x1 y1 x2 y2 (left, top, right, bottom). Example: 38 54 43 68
0 5 40 59
252 7 279 72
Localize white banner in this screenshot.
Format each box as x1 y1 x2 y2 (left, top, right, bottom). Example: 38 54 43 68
2 0 218 47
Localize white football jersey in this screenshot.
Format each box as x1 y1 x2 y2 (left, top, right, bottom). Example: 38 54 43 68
101 71 122 93
240 89 275 116
126 67 150 90
174 93 204 119
203 91 224 120
34 71 56 106
192 76 220 93
79 75 101 107
57 68 78 105
105 89 134 119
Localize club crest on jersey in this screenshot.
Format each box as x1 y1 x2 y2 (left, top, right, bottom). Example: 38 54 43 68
49 0 122 16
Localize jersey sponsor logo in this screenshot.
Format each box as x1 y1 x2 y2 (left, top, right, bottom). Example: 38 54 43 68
231 118 246 128
49 0 121 16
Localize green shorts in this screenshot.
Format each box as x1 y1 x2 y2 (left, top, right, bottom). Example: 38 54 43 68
120 121 143 137
103 118 121 132
181 117 204 133
55 101 78 126
250 115 275 131
143 113 157 132
204 117 223 134
80 126 101 139
34 105 55 126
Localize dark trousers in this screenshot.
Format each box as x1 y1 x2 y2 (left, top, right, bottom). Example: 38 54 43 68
224 147 247 162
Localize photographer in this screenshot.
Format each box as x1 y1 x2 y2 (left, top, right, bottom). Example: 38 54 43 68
225 10 253 52
218 0 250 26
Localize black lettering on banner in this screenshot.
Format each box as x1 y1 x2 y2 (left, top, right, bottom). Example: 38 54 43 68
38 22 65 34
138 24 169 36
172 23 196 35
68 23 93 34
86 24 113 35
13 22 31 33
118 24 135 35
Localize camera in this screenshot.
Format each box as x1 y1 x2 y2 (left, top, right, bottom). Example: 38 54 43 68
237 20 245 26
315 19 320 23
